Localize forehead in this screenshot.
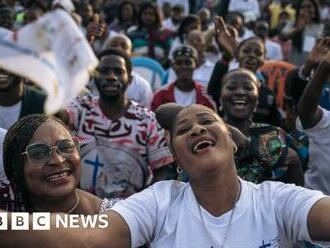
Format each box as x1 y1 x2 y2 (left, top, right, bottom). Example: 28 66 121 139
100 54 126 68
176 106 219 123
223 71 257 84
30 120 71 143
173 54 194 62
110 37 130 46
240 39 264 50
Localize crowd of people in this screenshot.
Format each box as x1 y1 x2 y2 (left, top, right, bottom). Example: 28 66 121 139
0 0 330 247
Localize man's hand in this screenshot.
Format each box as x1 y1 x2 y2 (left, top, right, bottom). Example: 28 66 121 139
214 16 237 59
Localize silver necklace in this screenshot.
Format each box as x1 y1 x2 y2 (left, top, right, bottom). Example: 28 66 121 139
195 182 241 248
67 193 80 214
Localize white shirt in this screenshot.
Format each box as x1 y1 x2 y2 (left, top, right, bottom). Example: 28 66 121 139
127 72 153 108
163 18 180 32
167 60 215 86
265 39 284 61
0 101 22 130
297 107 330 195
0 128 8 183
174 87 196 106
228 0 260 19
112 179 329 248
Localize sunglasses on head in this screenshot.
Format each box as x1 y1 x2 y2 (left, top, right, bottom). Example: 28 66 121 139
21 137 80 165
174 58 194 66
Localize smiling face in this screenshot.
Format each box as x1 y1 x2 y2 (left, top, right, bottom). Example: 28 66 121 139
141 7 156 27
299 0 316 22
95 54 131 103
171 105 235 179
0 69 20 92
172 54 196 82
220 70 259 122
23 120 81 200
237 38 265 72
120 3 134 22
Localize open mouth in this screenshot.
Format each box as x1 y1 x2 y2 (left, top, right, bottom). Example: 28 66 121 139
0 74 9 83
231 99 248 110
45 169 72 182
192 138 216 154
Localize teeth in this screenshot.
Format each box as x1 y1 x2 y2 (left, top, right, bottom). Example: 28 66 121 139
233 100 247 104
192 140 215 153
0 74 8 80
46 172 69 180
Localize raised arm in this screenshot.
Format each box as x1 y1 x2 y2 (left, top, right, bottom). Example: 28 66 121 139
0 210 131 248
298 38 330 129
207 17 237 103
308 198 330 241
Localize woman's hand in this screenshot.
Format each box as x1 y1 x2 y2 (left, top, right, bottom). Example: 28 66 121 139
213 16 237 59
86 14 107 44
304 38 330 74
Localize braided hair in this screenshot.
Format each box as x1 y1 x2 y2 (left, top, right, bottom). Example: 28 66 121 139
3 114 71 212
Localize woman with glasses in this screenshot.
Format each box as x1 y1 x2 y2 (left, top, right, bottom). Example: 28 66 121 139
1 103 330 247
1 114 111 213
151 45 215 112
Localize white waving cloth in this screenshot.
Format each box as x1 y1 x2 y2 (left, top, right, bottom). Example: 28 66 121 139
0 9 98 114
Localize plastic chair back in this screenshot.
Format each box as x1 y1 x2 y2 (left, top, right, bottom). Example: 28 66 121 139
131 57 166 92
260 60 296 110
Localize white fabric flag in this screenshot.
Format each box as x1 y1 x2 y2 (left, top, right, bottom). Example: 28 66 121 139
0 9 98 114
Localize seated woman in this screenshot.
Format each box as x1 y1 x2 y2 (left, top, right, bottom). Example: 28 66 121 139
1 104 330 247
128 1 173 67
207 17 282 127
219 68 304 185
151 45 215 111
1 114 111 213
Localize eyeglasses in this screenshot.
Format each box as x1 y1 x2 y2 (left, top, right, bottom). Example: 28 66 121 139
21 138 79 165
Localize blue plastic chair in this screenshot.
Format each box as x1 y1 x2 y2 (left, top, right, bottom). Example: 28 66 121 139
131 57 167 92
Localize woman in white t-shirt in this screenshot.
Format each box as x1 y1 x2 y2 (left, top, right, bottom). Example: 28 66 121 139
1 104 330 248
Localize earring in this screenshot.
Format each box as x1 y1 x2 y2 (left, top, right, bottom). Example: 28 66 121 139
218 105 223 112
176 167 183 174
232 143 238 153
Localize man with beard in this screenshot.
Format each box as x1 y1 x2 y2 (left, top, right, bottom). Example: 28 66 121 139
0 68 46 130
64 48 174 198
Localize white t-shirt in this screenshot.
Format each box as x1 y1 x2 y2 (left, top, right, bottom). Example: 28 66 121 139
296 107 330 195
174 87 196 106
228 0 260 20
167 60 215 86
265 39 284 61
0 128 8 183
127 72 153 108
112 179 329 248
0 101 22 130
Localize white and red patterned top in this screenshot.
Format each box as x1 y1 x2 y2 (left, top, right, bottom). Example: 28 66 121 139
67 95 173 198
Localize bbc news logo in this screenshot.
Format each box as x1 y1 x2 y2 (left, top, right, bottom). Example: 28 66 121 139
0 213 109 230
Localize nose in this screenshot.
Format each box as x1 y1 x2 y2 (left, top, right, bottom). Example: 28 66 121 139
190 124 207 137
47 147 65 166
233 87 246 96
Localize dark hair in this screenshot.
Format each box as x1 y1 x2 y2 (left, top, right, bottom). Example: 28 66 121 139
24 0 48 12
295 0 321 24
236 36 265 56
97 48 132 76
3 114 71 212
177 14 201 43
117 0 137 23
225 11 245 24
137 1 162 29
